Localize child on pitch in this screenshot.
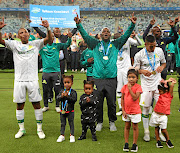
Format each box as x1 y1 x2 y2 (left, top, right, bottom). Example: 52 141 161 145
78 80 99 141
121 69 142 152
133 35 166 142
56 75 77 142
149 78 176 148
114 31 142 116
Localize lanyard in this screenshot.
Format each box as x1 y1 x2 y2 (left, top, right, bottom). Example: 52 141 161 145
100 41 111 56
118 47 123 57
62 88 72 111
145 48 156 71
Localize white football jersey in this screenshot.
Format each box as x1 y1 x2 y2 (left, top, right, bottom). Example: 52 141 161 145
5 39 44 81
134 47 166 91
117 36 142 70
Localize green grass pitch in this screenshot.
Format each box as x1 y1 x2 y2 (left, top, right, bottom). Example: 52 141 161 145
0 72 180 153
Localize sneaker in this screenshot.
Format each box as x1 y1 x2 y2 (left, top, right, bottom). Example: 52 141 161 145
131 143 138 152
109 122 117 131
123 143 129 152
166 140 174 148
96 123 103 131
116 111 122 116
70 135 75 142
15 130 26 138
80 68 84 72
143 133 150 142
42 107 49 112
72 69 74 72
78 135 86 140
55 107 61 113
37 131 45 139
178 108 180 112
159 132 166 142
57 135 65 142
75 69 77 72
156 140 163 148
48 98 53 103
170 70 174 73
92 135 97 141
64 69 67 73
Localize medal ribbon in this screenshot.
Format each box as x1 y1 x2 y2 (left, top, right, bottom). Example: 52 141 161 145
118 47 123 58
145 48 156 71
62 88 72 111
100 41 111 57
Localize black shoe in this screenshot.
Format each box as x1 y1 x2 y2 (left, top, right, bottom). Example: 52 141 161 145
178 108 180 112
92 135 97 141
156 140 163 148
78 135 86 140
123 143 129 152
166 140 174 148
131 143 138 152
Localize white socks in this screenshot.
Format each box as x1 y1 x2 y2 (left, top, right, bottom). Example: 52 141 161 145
16 109 25 131
34 108 43 131
117 98 122 110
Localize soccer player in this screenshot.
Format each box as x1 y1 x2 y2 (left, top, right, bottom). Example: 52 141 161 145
74 13 137 131
0 17 52 139
134 35 166 142
143 17 178 79
114 31 142 116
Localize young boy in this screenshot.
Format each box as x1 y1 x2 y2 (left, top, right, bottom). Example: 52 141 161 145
134 35 166 142
78 80 99 141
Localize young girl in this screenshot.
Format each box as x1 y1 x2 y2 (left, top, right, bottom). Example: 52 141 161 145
78 80 99 141
56 75 77 143
121 69 142 152
149 78 176 148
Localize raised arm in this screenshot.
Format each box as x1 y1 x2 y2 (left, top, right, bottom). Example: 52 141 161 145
0 17 7 46
167 78 176 96
164 19 178 44
113 12 136 50
26 15 46 38
74 14 99 49
39 18 52 45
143 17 156 41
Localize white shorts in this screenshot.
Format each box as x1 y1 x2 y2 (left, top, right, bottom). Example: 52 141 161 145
149 112 168 129
117 69 128 94
122 114 141 123
140 90 159 107
13 80 42 103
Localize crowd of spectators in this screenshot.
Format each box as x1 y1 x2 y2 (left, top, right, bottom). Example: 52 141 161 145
0 11 178 35
1 0 180 8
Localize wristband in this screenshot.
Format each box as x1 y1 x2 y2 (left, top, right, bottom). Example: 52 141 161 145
47 26 50 31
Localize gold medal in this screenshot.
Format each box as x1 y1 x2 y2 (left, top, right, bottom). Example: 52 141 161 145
119 57 123 61
152 71 156 75
103 56 108 60
61 110 66 114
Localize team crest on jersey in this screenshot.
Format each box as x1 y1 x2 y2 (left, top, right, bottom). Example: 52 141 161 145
109 44 112 48
161 42 164 45
53 47 56 50
28 45 33 50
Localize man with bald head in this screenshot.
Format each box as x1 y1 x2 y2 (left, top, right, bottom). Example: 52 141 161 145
0 17 52 139
74 13 137 132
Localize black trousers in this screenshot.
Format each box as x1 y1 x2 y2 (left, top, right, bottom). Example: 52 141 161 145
93 77 117 123
166 53 175 71
81 121 96 136
42 72 61 107
71 51 79 70
60 112 74 135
